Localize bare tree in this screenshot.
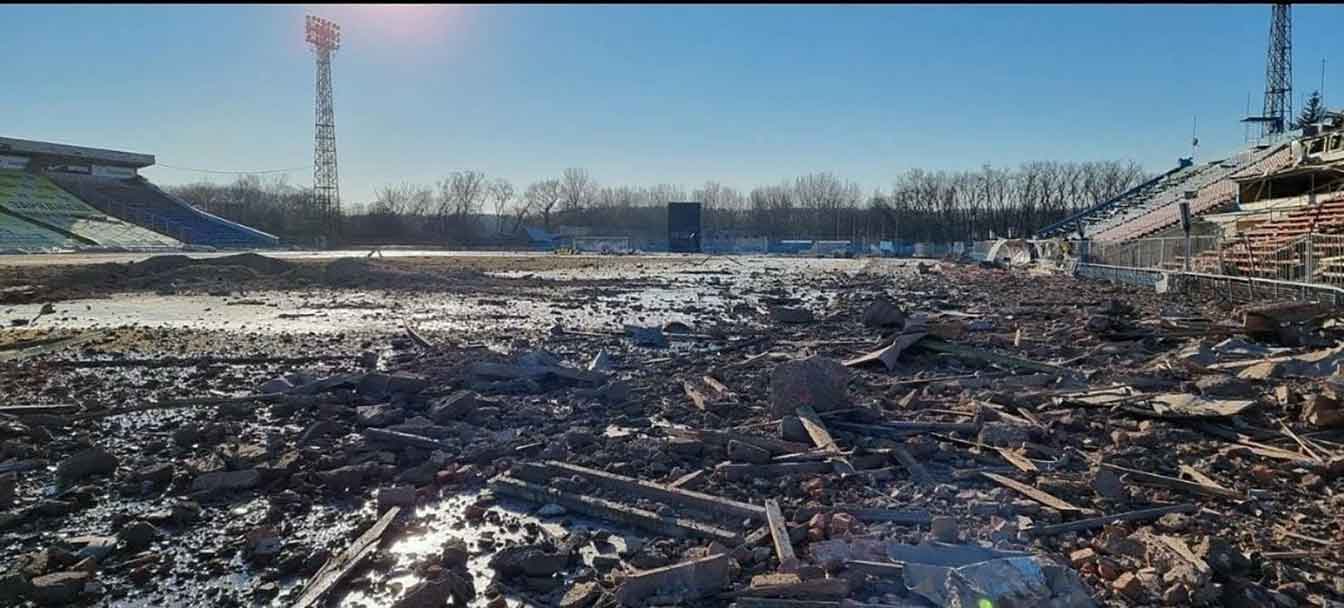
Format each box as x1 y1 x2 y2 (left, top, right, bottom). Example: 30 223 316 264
433 171 488 239
559 168 595 218
525 179 564 231
169 157 1151 248
488 178 515 234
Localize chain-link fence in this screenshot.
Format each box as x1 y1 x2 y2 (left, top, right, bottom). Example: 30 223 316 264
1077 233 1344 289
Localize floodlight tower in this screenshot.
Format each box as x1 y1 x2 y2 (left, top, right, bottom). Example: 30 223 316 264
306 15 341 243
1250 4 1293 138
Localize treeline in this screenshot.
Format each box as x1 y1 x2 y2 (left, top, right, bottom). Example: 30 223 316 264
167 160 1149 246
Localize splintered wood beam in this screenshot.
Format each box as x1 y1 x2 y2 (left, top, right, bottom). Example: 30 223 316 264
980 472 1083 513
796 405 857 476
716 462 833 480
542 460 765 521
996 447 1039 474
764 500 799 573
669 469 706 489
795 406 840 453
1101 462 1242 499
293 506 401 608
489 475 742 544
672 429 814 455
1025 503 1198 537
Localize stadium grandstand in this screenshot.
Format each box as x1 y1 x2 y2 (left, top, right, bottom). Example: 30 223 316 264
1036 142 1291 241
0 170 180 250
1050 111 1344 284
0 136 279 252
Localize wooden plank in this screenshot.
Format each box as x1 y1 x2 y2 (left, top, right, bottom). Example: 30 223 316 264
669 469 706 489
543 460 765 521
1275 418 1325 463
1177 465 1227 490
364 428 454 451
885 372 1011 387
764 500 799 573
684 379 719 411
725 575 851 600
995 447 1039 474
703 375 731 394
980 472 1083 513
672 429 814 455
293 506 401 608
1275 526 1334 546
71 393 288 421
795 406 840 453
1153 535 1210 576
1259 550 1327 560
402 319 437 349
716 462 833 481
1025 503 1198 537
1101 463 1242 499
0 460 43 475
0 404 80 415
796 406 857 476
490 475 742 544
914 339 1076 377
844 560 904 579
0 332 104 363
617 553 733 606
1196 423 1319 464
739 525 773 549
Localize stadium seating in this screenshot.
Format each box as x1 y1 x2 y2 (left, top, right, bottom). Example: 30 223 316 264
1183 191 1344 279
0 211 86 253
1088 144 1290 242
45 173 278 249
1035 163 1196 239
0 170 181 250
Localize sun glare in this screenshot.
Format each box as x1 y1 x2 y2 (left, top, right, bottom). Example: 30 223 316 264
306 4 467 49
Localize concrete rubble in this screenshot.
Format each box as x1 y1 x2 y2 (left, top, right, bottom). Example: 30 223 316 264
0 252 1342 607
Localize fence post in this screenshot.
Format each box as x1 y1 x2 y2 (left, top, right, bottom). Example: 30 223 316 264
1305 232 1315 285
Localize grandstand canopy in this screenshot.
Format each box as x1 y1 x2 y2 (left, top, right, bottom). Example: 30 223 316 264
0 136 154 169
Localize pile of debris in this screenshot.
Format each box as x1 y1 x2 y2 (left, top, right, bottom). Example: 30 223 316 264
1 254 1342 607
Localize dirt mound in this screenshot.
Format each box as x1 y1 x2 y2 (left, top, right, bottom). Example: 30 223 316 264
48 262 131 292
128 255 194 277
129 264 261 289
128 253 293 278
285 257 457 290
206 253 293 275
324 257 373 286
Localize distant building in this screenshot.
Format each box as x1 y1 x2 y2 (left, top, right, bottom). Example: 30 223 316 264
667 201 702 253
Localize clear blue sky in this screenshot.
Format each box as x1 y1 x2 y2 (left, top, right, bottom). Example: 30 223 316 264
3 4 1341 204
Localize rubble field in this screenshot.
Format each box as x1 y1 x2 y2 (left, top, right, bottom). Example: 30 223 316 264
1 252 1342 608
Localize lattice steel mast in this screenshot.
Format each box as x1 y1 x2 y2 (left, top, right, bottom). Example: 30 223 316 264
1259 4 1293 137
306 15 341 243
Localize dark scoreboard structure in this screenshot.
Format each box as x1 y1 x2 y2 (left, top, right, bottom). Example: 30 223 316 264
667 201 703 253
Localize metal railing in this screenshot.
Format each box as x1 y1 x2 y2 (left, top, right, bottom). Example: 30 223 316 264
1077 232 1344 289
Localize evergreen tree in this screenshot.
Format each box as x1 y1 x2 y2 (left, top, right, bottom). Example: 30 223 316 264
1293 90 1327 129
